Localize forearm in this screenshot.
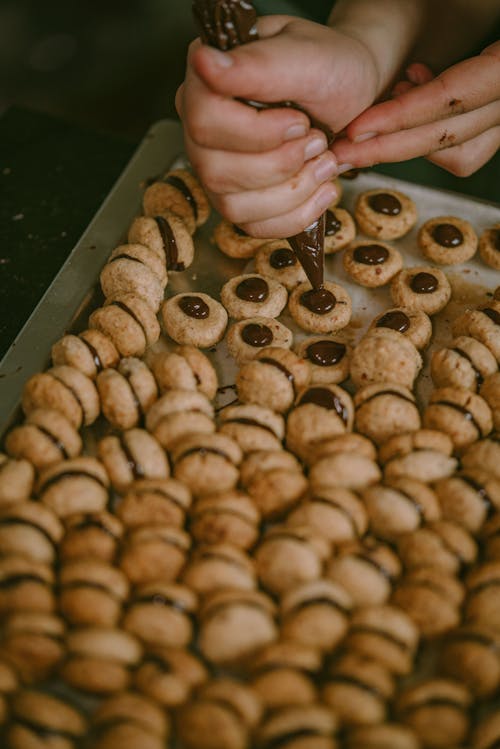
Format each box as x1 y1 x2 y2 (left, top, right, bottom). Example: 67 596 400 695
328 0 427 96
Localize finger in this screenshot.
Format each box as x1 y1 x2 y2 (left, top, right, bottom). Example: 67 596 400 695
406 62 434 85
184 129 330 193
426 126 500 177
332 100 500 168
208 151 337 223
237 182 338 239
391 81 415 97
347 45 500 141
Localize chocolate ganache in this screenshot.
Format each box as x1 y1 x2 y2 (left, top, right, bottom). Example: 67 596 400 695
306 340 346 366
298 386 349 423
270 247 296 269
368 192 401 215
410 272 438 294
353 244 389 265
241 323 273 347
236 276 269 302
376 310 411 333
300 287 336 315
178 295 210 319
483 307 500 325
432 223 463 247
325 210 342 236
155 215 184 271
163 174 198 221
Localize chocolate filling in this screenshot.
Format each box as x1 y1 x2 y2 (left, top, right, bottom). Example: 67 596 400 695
0 517 57 551
80 336 103 372
155 215 185 271
39 469 108 494
223 417 277 436
289 595 349 616
298 387 349 423
119 435 145 480
33 423 68 459
359 389 415 408
61 580 118 598
109 300 148 341
375 310 411 333
310 496 358 537
202 597 268 622
306 340 346 366
400 697 467 714
163 174 198 220
12 718 77 740
0 573 49 590
236 276 269 302
352 553 395 582
326 674 384 699
108 253 145 266
452 346 484 385
176 446 232 464
194 550 249 570
467 577 500 598
192 505 255 526
48 372 85 423
269 247 296 269
71 516 119 539
368 192 402 215
300 287 337 315
353 244 389 265
348 625 409 651
433 400 482 437
410 272 438 294
447 629 498 650
482 307 500 325
432 223 463 247
459 475 494 516
178 295 210 319
241 323 273 347
259 356 294 388
131 593 190 614
325 210 341 236
134 487 187 511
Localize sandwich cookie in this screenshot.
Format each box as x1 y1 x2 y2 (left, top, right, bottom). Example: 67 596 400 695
226 316 293 364
354 188 417 239
5 408 82 471
350 328 422 389
465 560 500 630
218 403 284 453
354 383 421 446
91 690 169 749
0 657 19 724
22 365 100 429
481 372 500 430
37 456 110 517
418 215 478 265
189 490 260 550
362 478 441 540
472 711 500 749
172 432 242 496
59 510 124 563
128 209 195 269
423 387 493 450
6 689 86 749
143 167 210 235
286 485 368 545
479 224 500 270
434 469 500 532
134 646 208 707
452 300 500 363
214 218 271 258
255 704 338 749
0 555 55 615
255 239 308 289
390 266 451 315
58 557 129 627
150 344 218 400
97 356 158 431
0 455 34 506
1 610 65 683
161 292 228 348
343 241 403 288
236 346 311 413
116 477 192 530
370 306 433 350
482 511 500 561
145 389 215 452
294 336 351 385
51 328 119 378
462 436 500 480
249 640 322 710
0 500 63 564
221 273 288 319
379 429 457 483
439 623 500 698
309 442 381 491
396 520 477 575
181 543 256 595
289 280 352 334
122 582 197 649
89 292 160 358
119 524 190 585
100 242 167 312
431 336 497 392
97 429 169 494
239 449 307 520
344 723 420 749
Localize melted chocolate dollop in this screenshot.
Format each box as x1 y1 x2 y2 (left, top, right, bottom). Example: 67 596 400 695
178 295 210 318
376 310 411 333
299 387 349 422
325 210 342 236
270 247 296 269
300 287 336 315
432 223 463 247
410 272 438 294
241 323 273 347
236 276 269 302
306 340 346 366
353 244 389 265
483 308 500 325
369 193 402 215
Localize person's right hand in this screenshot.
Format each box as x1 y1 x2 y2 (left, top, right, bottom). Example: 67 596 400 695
176 15 380 238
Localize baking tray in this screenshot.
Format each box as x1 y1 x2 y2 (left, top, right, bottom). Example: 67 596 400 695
1 117 499 437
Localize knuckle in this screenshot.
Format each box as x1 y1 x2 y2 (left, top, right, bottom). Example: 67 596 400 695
216 194 240 224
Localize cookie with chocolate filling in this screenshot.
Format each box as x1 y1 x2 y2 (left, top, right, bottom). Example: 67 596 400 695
481 372 500 430
128 210 195 270
309 449 381 491
418 215 478 265
58 557 129 627
452 300 500 363
439 623 500 698
255 704 338 749
354 188 417 239
0 500 63 564
354 383 421 446
423 386 493 450
395 678 472 749
380 429 458 483
145 389 215 451
22 365 99 429
214 218 271 258
0 454 34 506
119 525 190 585
343 240 403 288
249 641 321 710
98 429 169 495
161 292 228 348
59 511 124 562
362 478 440 540
350 328 422 389
465 561 500 630
289 280 352 333
434 469 500 532
100 243 167 312
431 336 497 392
0 555 55 615
6 689 87 749
226 316 293 364
5 408 81 471
255 239 308 289
37 456 110 517
324 206 357 253
280 578 352 651
2 611 65 683
286 485 368 544
143 167 210 235
239 449 307 520
91 690 169 749
396 520 477 575
472 710 500 749
51 328 119 378
182 543 256 595
221 273 288 319
479 224 500 270
370 306 433 350
482 512 500 561
97 357 158 431
122 582 197 649
172 432 242 496
295 335 351 385
218 403 285 452
89 292 160 357
189 490 260 549
198 588 278 665
150 345 218 399
390 266 451 315
462 436 500 480
134 646 208 707
116 478 191 530
344 723 420 749
236 346 311 413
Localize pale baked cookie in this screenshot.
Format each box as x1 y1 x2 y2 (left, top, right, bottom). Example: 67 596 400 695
171 432 242 496
122 581 196 649
350 328 422 389
51 329 119 379
240 449 307 520
213 218 270 259
100 243 167 312
479 225 500 270
397 520 477 575
145 389 215 451
2 611 66 683
369 307 432 350
255 240 307 290
0 555 55 614
161 292 228 348
423 387 493 450
294 336 351 384
143 167 210 235
287 485 368 544
439 624 500 699
418 215 478 265
22 365 100 429
343 241 403 287
327 538 401 607
390 266 451 315
97 357 158 431
257 705 338 749
182 544 256 595
452 301 500 363
59 511 124 563
37 456 110 517
97 429 169 494
91 692 169 749
128 210 195 270
362 478 440 540
431 336 498 391
354 188 417 239
151 345 218 400
220 273 287 319
7 690 87 749
249 641 321 711
5 408 82 470
0 500 63 564
117 477 191 530
354 383 421 446
309 436 381 491
89 293 160 357
288 281 352 333
379 429 458 483
58 557 129 627
189 490 260 550
119 525 190 586
134 647 207 708
324 206 356 253
226 316 293 364
461 435 500 480
434 469 500 532
218 403 285 452
236 346 311 413
391 567 463 638
0 454 34 506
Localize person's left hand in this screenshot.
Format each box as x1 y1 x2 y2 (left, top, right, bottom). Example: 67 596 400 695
331 41 500 177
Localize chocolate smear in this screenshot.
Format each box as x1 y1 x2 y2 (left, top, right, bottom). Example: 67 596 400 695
369 192 401 215
306 339 346 366
432 223 463 247
298 387 349 423
376 310 410 333
178 295 210 319
300 286 336 315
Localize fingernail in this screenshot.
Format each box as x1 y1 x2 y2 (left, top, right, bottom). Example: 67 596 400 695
314 155 337 182
353 132 377 144
285 123 309 141
337 163 354 175
205 47 234 68
304 135 326 161
315 183 337 212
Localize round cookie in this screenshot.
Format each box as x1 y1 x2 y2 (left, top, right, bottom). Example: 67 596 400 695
439 623 500 698
481 372 500 430
462 436 500 480
97 357 158 431
213 218 270 258
142 167 210 234
472 710 500 749
89 292 160 357
288 280 352 333
119 525 190 586
0 454 34 505
161 292 228 348
250 641 321 710
51 328 120 378
189 489 260 550
117 478 192 530
1 611 65 683
287 485 368 544
295 336 351 384
91 691 169 749
380 429 458 483
343 241 403 287
370 307 433 350
350 328 422 389
145 389 215 451
221 273 287 319
59 511 124 562
100 243 167 312
465 561 500 630
479 224 500 270
58 557 129 627
255 240 307 289
423 387 493 450
354 383 421 446
391 266 452 315
134 647 208 708
150 345 218 400
172 432 242 496
431 336 498 392
240 449 307 520
7 689 87 749
182 543 256 595
37 456 110 517
22 365 100 429
226 316 293 364
324 206 357 253
218 403 285 452
362 478 440 540
97 429 169 494
354 188 417 239
453 301 500 363
418 215 478 265
0 500 63 564
396 520 477 575
236 346 311 413
0 556 55 615
256 704 338 749
122 581 197 649
309 449 381 492
5 408 82 470
128 210 195 270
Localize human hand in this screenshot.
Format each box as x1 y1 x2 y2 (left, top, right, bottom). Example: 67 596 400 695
176 16 380 237
332 41 500 177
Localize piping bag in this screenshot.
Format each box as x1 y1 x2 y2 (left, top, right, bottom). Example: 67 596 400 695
192 0 336 311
